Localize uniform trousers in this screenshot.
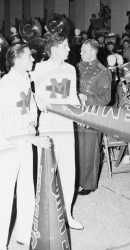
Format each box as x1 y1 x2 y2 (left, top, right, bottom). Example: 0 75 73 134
76 125 101 191
0 138 35 250
38 113 75 218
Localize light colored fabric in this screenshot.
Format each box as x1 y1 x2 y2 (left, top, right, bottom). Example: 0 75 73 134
0 68 36 249
31 59 80 105
33 59 79 218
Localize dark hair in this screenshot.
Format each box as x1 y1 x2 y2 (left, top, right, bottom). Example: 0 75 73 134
126 11 130 16
83 39 99 51
122 32 129 39
95 32 104 40
125 24 130 31
123 39 129 44
44 32 66 57
6 43 29 71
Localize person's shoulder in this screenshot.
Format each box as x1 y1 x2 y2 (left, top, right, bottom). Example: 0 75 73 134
31 60 49 81
97 61 111 79
97 61 107 71
34 61 46 71
0 74 14 102
64 61 75 69
0 73 12 88
64 62 76 74
75 60 83 70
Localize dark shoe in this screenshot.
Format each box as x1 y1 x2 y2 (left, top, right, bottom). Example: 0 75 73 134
17 241 25 246
78 189 92 195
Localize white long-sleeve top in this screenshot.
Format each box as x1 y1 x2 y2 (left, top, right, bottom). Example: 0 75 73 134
31 59 80 105
0 68 37 145
31 59 80 133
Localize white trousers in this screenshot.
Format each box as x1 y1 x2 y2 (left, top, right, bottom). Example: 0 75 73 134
0 138 35 250
38 113 76 217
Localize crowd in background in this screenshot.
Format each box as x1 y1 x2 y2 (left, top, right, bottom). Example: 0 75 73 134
0 4 130 108
0 5 130 164
1 5 130 249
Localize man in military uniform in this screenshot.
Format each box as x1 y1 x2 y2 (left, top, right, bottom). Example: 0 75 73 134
76 39 111 195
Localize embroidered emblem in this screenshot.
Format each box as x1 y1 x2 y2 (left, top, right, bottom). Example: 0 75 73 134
46 78 70 98
17 88 31 114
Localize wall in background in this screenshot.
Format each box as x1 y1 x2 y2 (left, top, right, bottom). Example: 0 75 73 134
31 0 44 19
1 0 130 39
70 0 85 31
111 0 130 35
84 0 100 32
10 0 22 26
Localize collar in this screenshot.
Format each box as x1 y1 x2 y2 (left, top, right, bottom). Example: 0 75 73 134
82 58 98 66
9 68 30 92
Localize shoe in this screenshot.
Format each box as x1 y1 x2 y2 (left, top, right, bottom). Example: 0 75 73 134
17 241 25 246
67 216 84 230
78 189 92 195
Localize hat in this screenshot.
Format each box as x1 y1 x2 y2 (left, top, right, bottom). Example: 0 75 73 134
105 32 117 38
120 62 130 78
122 32 129 39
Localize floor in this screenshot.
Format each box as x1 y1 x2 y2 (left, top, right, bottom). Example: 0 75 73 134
8 151 130 250
70 160 130 250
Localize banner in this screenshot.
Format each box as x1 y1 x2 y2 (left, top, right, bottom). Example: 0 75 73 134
47 104 130 142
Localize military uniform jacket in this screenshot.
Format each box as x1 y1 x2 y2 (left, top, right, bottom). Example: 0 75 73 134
77 59 112 106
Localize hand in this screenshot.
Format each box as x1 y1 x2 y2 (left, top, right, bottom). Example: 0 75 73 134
27 122 36 136
79 93 87 101
26 135 52 148
77 122 87 128
35 136 52 148
34 94 52 112
78 94 87 105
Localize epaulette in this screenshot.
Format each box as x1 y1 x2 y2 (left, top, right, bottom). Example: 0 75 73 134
98 62 106 71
